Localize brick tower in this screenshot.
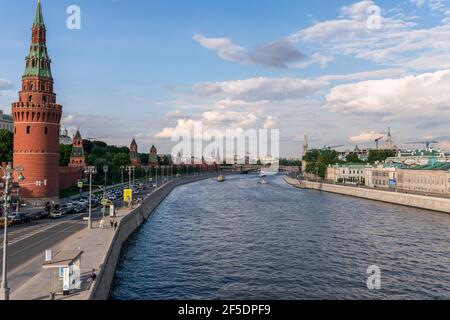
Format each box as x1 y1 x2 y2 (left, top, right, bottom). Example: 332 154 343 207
12 0 62 203
69 130 86 169
149 145 158 167
130 139 141 166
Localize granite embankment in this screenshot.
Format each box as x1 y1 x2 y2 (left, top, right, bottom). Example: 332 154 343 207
90 175 212 300
284 176 450 214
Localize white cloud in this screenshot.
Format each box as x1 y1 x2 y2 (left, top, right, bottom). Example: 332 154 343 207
325 69 450 120
193 35 304 68
294 53 335 69
319 68 407 82
263 116 275 129
350 131 384 143
0 79 14 92
194 77 327 102
165 110 184 119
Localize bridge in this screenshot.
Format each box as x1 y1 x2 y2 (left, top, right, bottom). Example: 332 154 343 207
221 165 299 174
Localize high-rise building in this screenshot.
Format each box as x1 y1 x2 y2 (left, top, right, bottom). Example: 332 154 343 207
12 0 62 203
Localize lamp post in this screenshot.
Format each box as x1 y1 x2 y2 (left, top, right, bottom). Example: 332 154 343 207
1 164 25 301
102 166 109 219
120 166 125 185
85 166 97 230
144 167 149 185
126 166 135 189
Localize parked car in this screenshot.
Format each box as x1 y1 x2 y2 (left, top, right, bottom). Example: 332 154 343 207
73 204 87 214
0 217 13 228
29 211 45 221
50 210 63 219
60 204 74 215
11 213 31 225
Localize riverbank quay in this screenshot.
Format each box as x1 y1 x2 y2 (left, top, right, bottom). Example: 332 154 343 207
283 176 450 214
9 175 213 300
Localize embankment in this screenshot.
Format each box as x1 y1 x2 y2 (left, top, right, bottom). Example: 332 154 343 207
284 176 450 214
89 175 212 300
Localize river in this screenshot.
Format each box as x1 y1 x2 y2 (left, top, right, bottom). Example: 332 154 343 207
111 174 449 300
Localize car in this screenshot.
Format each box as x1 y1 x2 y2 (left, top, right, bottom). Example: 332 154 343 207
60 204 74 215
73 204 87 214
50 210 63 219
0 217 13 228
11 213 31 225
29 211 45 221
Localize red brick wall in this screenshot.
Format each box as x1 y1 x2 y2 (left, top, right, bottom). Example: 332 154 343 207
59 166 82 191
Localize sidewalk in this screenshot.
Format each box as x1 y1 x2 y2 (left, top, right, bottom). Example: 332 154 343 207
10 204 131 300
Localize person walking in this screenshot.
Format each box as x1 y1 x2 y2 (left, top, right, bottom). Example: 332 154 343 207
110 219 114 229
114 220 118 231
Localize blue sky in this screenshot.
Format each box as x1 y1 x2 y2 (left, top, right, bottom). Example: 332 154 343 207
1 0 450 157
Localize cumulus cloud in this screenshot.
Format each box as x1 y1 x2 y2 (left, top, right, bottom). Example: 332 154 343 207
194 77 327 102
193 34 304 68
288 0 450 69
0 79 14 92
325 69 450 119
350 131 384 143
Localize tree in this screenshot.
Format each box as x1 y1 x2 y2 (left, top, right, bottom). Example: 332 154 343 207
303 149 338 179
139 153 149 165
368 150 395 163
59 144 72 166
0 129 13 163
346 152 364 164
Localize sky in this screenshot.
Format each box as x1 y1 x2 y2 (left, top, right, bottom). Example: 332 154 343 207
0 0 449 158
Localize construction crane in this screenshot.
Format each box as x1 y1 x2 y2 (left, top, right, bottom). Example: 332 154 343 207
405 140 438 149
322 144 344 151
375 136 384 150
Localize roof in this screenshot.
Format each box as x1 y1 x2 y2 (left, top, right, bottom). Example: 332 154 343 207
42 250 83 269
74 129 82 140
409 162 450 171
34 0 44 26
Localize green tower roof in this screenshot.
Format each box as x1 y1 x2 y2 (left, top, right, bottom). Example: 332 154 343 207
34 0 44 26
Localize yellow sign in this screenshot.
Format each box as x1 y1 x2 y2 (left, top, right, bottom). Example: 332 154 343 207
123 189 133 202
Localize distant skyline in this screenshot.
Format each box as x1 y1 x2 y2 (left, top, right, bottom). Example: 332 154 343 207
1 0 449 157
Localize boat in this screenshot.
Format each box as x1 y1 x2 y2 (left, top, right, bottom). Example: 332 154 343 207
217 175 226 183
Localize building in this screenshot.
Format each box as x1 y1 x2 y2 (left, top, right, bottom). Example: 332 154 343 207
384 127 397 151
365 164 402 189
68 129 86 169
12 0 62 203
397 163 450 196
387 149 450 166
326 164 370 184
59 128 72 145
129 138 141 166
0 110 14 132
149 145 158 167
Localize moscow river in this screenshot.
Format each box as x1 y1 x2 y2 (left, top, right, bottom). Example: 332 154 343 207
111 175 449 300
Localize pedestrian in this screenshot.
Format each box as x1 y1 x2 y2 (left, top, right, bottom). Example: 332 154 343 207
110 219 114 228
89 269 97 282
114 221 118 231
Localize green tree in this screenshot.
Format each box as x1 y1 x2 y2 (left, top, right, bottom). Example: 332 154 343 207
368 150 395 163
59 144 72 166
345 152 364 164
0 129 13 163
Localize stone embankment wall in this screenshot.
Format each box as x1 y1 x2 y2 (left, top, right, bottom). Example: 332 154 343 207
284 176 450 214
90 175 212 300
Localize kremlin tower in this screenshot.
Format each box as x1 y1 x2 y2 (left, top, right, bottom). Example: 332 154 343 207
130 139 141 166
11 0 62 203
69 130 86 170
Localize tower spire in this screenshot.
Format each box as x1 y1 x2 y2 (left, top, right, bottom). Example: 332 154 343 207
34 0 44 26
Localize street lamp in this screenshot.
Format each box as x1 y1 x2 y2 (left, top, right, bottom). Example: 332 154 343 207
1 164 25 301
125 166 135 188
102 166 109 219
144 167 149 185
120 165 125 185
85 166 97 230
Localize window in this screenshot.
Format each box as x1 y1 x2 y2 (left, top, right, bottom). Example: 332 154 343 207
28 95 32 102
26 126 31 134
45 127 48 135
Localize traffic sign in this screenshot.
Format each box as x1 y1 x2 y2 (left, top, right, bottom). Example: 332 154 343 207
77 181 83 188
123 189 133 202
101 199 108 206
